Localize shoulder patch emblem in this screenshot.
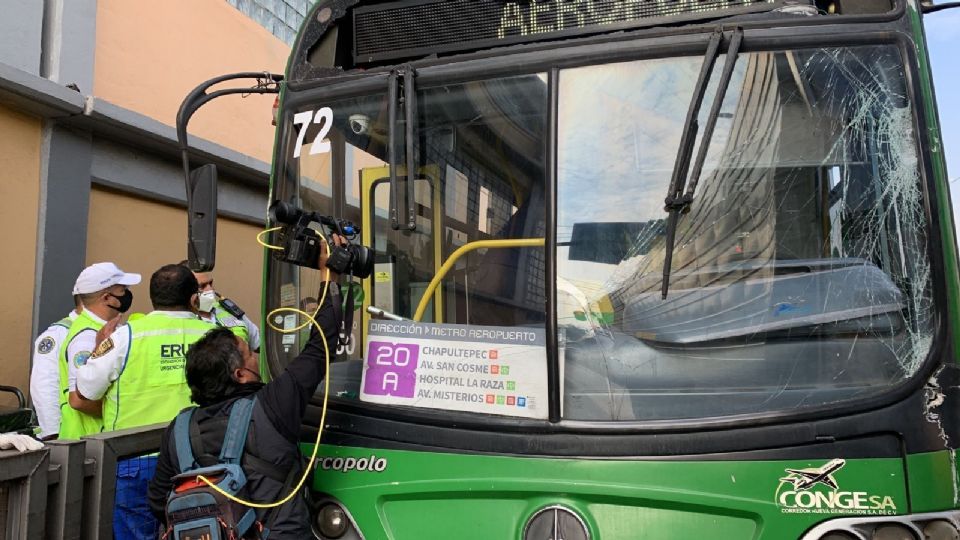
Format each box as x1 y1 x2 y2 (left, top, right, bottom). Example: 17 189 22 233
91 338 114 359
73 351 91 367
37 336 56 354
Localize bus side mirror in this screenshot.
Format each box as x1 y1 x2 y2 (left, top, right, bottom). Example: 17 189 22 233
187 164 217 272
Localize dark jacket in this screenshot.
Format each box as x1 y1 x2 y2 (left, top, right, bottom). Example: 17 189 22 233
148 283 341 539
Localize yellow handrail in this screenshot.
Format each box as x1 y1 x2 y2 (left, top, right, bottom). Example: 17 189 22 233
413 238 545 321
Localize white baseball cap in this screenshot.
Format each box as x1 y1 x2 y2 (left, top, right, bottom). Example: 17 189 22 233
72 262 142 295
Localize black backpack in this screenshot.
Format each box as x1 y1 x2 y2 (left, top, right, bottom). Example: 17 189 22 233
163 397 269 540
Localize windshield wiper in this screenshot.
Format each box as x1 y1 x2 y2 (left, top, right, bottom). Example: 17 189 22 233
403 67 418 231
661 27 743 299
388 71 401 230
388 66 419 231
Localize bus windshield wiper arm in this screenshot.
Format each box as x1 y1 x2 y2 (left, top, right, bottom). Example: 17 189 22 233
388 66 418 231
661 28 743 299
403 67 418 231
388 71 401 230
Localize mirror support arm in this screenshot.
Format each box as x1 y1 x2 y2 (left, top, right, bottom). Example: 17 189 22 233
403 67 418 231
921 1 960 12
175 72 284 270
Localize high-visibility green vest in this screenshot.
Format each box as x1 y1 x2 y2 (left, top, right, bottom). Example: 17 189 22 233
213 302 249 343
101 313 217 432
59 311 105 439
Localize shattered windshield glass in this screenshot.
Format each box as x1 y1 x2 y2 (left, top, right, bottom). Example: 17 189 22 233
557 45 934 421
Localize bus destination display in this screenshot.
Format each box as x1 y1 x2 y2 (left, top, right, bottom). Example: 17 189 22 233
360 320 549 420
354 0 776 62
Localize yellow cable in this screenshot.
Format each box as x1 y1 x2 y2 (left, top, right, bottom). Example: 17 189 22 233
256 227 285 251
195 230 332 509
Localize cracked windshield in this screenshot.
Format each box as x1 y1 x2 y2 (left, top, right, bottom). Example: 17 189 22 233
559 45 933 420
273 45 932 422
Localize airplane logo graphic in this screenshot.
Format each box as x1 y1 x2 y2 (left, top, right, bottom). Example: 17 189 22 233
780 459 846 491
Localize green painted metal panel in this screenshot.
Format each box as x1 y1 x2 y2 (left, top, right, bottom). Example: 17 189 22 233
908 2 960 363
907 450 959 513
304 444 921 539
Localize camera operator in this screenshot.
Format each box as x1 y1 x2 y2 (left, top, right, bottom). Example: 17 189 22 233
148 235 346 538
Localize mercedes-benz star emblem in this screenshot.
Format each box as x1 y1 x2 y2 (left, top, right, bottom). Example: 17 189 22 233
523 505 590 540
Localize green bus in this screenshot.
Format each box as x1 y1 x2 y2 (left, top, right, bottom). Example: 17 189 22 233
178 0 960 537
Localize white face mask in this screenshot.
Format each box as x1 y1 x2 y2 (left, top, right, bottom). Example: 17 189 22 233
198 290 218 313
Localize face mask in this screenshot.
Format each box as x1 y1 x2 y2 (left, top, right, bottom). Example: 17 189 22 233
198 290 218 313
108 290 134 313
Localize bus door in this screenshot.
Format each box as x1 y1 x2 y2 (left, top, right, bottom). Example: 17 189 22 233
360 165 443 339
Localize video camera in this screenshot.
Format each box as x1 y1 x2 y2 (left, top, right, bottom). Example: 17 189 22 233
269 201 374 278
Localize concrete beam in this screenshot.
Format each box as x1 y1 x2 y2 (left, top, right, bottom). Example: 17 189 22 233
0 62 271 189
0 61 84 119
66 98 272 188
0 0 43 76
41 0 98 92
90 137 267 224
34 126 94 330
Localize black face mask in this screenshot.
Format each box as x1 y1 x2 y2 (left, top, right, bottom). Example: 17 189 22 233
108 290 134 313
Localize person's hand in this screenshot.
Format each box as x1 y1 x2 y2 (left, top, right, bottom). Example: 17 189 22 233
95 315 122 349
318 234 346 281
0 432 43 452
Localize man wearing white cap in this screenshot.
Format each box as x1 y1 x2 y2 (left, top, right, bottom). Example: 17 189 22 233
58 262 141 439
29 292 82 440
76 263 216 540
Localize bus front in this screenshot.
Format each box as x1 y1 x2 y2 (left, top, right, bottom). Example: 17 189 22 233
263 0 960 538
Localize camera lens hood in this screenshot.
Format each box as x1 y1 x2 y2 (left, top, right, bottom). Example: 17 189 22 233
270 200 302 225
352 246 375 279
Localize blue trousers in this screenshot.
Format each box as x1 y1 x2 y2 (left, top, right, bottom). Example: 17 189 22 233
114 456 159 540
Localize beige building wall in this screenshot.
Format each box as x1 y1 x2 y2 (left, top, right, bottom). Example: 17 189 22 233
3 1 289 415
86 188 265 320
94 0 289 162
0 105 41 406
88 0 290 336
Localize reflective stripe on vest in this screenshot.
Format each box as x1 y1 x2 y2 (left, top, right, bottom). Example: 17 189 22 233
101 313 217 432
58 311 105 439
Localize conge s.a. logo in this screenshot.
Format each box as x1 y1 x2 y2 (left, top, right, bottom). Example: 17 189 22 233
774 459 897 515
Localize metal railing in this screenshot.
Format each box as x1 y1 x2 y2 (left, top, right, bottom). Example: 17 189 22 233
0 447 49 539
0 423 166 540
